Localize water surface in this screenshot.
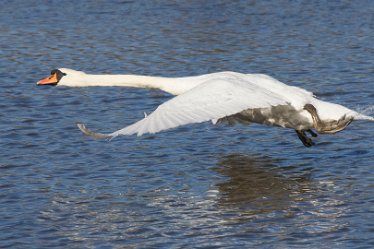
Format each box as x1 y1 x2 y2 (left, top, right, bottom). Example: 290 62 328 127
1 1 374 248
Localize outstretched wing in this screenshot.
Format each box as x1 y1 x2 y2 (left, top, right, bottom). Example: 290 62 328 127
78 77 289 139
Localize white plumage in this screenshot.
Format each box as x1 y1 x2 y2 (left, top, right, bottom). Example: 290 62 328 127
110 77 289 137
37 68 373 146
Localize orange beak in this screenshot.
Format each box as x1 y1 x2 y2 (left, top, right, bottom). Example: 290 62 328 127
37 73 58 85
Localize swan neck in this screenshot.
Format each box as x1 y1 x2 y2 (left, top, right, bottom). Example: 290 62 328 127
61 72 203 95
85 74 168 89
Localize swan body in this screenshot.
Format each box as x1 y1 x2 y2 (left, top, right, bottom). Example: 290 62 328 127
37 68 373 146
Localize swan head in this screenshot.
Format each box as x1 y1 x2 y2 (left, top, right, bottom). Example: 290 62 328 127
37 68 86 86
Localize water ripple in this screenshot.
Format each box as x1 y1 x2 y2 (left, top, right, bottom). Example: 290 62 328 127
1 0 373 248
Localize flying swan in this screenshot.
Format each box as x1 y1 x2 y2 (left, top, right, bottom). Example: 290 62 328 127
37 68 373 147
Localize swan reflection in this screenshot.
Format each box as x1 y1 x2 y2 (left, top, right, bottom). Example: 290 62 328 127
36 154 350 244
214 154 311 216
213 154 349 232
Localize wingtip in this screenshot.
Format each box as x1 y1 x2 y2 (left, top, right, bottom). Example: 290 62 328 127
76 123 112 140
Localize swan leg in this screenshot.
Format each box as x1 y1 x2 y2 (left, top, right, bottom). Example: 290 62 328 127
295 130 315 147
306 129 318 137
304 104 353 134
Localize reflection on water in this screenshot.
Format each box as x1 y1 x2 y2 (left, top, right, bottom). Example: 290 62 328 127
11 152 367 248
213 154 350 237
215 154 302 213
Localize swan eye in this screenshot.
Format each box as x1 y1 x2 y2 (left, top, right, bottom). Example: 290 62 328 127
52 69 66 81
51 69 66 77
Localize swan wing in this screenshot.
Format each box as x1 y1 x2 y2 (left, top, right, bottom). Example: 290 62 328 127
78 78 289 139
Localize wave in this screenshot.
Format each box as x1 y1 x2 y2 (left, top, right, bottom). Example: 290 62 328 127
356 105 374 116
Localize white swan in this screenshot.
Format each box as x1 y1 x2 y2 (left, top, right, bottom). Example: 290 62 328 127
37 68 373 147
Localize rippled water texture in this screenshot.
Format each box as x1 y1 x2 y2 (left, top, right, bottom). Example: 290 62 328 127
1 1 374 248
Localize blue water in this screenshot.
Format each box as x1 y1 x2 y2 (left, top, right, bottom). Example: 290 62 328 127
1 0 374 248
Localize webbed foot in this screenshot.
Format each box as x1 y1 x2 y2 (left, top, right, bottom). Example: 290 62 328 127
304 104 353 134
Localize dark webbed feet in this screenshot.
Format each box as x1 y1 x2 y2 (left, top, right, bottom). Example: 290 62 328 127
304 104 353 134
298 103 354 146
295 130 315 147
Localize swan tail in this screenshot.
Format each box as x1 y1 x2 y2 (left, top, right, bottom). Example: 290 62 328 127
353 113 374 121
77 123 113 140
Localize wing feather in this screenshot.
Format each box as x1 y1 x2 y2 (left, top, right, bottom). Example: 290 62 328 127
78 77 289 139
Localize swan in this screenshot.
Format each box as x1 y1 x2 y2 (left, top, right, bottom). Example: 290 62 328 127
37 68 373 147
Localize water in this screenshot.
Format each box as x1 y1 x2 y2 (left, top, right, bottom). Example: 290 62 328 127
1 0 374 248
